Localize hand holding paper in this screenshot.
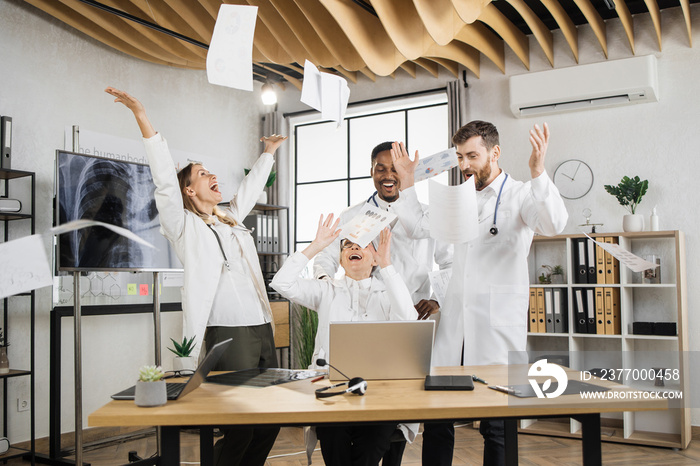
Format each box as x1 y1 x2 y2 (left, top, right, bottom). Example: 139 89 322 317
339 205 397 248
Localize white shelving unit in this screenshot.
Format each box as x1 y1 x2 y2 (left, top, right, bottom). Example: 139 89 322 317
525 231 689 449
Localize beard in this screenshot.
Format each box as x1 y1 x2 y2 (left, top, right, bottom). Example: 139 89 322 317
462 163 492 190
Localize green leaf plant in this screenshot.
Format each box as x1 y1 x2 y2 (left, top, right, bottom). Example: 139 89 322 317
168 336 196 358
604 176 649 215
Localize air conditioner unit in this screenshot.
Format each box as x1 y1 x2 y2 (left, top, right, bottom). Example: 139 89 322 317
509 55 659 118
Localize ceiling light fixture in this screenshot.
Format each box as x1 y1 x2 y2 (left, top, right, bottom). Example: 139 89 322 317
261 81 277 106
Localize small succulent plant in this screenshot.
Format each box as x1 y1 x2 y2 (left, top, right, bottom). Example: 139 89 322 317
168 336 196 358
138 365 165 382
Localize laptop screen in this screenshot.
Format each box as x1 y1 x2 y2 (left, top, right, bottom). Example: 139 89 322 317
328 321 435 381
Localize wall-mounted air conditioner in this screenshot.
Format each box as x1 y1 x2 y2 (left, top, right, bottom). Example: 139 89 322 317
509 55 659 118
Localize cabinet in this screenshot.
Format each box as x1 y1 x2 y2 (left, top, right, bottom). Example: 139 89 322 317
525 231 689 448
0 168 35 463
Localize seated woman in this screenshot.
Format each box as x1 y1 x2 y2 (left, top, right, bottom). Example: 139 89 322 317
271 214 414 466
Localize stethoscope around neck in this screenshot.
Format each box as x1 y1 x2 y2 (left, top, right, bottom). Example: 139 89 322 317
368 192 379 207
489 173 509 236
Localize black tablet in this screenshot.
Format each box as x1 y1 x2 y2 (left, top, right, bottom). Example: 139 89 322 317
424 375 474 391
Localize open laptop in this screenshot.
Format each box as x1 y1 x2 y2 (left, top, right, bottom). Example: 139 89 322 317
328 320 435 381
111 338 232 400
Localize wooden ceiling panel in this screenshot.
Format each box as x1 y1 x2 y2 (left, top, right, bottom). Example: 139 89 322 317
20 0 691 86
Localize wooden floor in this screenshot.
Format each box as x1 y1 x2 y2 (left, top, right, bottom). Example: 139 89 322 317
10 423 700 465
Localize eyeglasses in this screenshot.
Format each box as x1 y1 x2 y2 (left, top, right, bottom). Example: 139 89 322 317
163 369 195 379
341 240 359 250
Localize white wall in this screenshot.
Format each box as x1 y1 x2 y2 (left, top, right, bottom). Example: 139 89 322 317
0 0 268 442
279 7 700 426
3 0 700 445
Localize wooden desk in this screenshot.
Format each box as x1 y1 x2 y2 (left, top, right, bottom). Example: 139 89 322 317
89 365 668 466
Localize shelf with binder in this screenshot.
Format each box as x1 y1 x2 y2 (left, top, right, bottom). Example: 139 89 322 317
524 230 689 448
0 168 36 464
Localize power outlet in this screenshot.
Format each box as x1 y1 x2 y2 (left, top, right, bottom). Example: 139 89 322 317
17 396 29 412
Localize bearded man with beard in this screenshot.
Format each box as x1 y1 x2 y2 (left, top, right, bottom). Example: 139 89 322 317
390 120 568 466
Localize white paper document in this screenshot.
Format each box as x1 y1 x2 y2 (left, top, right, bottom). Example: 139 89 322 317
583 233 659 273
339 205 397 248
428 268 452 307
0 220 155 299
300 60 350 127
414 148 459 183
206 5 258 91
428 177 478 244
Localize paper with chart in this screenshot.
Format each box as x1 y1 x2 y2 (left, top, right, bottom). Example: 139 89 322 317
428 177 478 244
583 233 659 273
428 268 452 307
206 4 258 91
339 205 397 248
0 220 155 299
301 60 350 127
414 148 459 183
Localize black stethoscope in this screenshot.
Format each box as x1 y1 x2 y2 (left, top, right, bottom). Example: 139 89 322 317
489 173 509 236
367 192 379 207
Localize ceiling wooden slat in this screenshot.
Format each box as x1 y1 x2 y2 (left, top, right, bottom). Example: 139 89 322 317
478 3 530 69
642 0 663 51
369 0 434 61
319 0 406 76
538 0 579 62
679 0 692 46
425 41 480 77
425 57 460 77
252 19 296 64
292 0 366 71
570 0 608 57
268 0 338 68
400 61 418 78
454 21 505 72
413 58 440 78
614 0 636 54
505 0 554 66
255 62 303 90
412 0 462 46
451 0 491 24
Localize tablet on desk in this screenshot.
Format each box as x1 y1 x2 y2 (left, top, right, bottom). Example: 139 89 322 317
424 375 474 391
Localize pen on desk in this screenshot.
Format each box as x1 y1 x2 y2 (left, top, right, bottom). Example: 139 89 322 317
488 385 516 395
472 375 488 385
311 375 325 383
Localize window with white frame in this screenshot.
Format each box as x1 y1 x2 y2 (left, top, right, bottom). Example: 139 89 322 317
291 92 449 253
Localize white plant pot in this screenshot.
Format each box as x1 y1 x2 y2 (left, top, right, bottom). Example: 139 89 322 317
623 214 645 232
173 356 196 372
134 380 167 407
257 190 268 204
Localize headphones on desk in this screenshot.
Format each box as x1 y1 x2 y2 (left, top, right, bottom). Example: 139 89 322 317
314 358 367 398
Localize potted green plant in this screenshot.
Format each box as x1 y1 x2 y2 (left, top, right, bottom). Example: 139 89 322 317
0 330 9 374
134 365 166 407
550 265 565 284
293 304 318 369
244 168 277 204
168 336 196 372
604 176 649 232
538 266 552 284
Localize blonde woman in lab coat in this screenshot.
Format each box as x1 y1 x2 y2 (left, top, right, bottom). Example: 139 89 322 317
391 121 568 465
271 215 415 466
106 87 286 466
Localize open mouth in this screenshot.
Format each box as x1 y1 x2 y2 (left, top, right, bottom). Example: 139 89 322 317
381 181 396 190
210 182 220 192
348 253 363 261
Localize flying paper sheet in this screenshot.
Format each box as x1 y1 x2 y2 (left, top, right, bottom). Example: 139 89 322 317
339 205 397 248
300 60 350 127
428 268 452 307
0 220 155 299
428 177 478 244
300 60 322 111
206 4 258 91
414 148 459 183
583 233 659 273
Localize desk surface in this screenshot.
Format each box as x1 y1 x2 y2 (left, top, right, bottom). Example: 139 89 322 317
89 365 667 428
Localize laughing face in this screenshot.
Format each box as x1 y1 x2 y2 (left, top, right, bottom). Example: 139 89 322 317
371 150 400 202
186 164 223 205
456 136 500 191
339 239 377 280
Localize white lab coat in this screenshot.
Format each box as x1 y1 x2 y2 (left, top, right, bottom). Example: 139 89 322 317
393 170 568 367
143 134 274 361
271 251 420 447
313 194 453 304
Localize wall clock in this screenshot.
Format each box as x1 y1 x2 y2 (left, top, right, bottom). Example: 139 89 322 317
552 159 594 199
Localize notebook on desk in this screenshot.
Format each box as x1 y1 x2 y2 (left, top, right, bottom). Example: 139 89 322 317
328 320 435 381
111 338 232 401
